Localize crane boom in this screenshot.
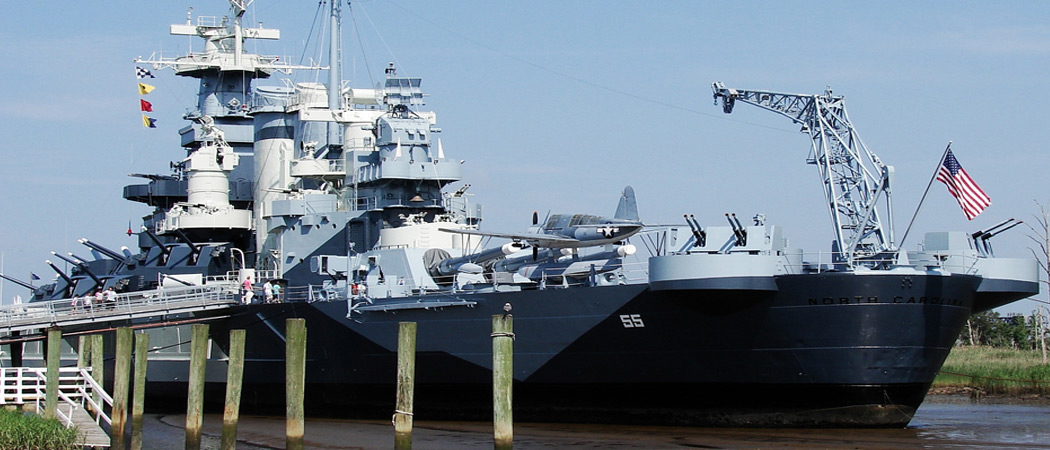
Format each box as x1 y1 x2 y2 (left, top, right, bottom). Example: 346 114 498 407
711 82 896 266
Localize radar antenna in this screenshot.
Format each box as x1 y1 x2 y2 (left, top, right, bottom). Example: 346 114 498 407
712 82 895 266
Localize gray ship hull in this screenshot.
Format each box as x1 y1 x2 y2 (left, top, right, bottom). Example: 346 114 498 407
140 271 998 427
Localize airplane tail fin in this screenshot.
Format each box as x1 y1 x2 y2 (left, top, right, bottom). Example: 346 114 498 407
614 186 639 221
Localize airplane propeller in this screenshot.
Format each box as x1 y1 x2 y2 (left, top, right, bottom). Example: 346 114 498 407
532 211 539 260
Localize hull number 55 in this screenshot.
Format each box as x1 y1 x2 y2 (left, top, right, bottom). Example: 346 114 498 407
619 314 644 328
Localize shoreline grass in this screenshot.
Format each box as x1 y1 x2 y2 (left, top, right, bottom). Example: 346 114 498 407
932 345 1050 397
0 408 83 450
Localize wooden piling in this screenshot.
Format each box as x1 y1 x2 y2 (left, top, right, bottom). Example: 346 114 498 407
131 332 150 450
44 329 61 420
77 335 90 368
91 333 104 406
394 322 417 450
77 334 93 415
492 314 513 450
221 329 246 450
112 327 133 450
286 318 307 450
185 324 209 450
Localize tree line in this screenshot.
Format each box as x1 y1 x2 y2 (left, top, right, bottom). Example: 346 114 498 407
962 309 1048 351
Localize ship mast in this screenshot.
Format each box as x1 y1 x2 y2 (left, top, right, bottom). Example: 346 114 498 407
327 0 344 152
712 82 896 267
128 0 322 250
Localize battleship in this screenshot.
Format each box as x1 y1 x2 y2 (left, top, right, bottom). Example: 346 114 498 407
0 0 1039 427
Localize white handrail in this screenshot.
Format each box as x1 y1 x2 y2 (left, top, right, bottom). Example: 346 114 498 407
0 367 112 428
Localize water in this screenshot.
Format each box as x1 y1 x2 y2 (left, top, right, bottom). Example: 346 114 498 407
137 396 1050 449
908 396 1050 449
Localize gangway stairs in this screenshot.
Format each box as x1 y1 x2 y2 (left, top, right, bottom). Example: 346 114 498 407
0 283 241 336
1 366 113 448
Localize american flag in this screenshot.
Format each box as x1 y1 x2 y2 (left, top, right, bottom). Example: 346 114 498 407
936 149 991 220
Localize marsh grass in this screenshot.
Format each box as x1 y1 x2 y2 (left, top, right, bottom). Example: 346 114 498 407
934 345 1050 396
0 408 83 450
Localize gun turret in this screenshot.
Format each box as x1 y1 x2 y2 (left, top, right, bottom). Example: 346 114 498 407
0 273 36 291
68 252 94 265
140 227 172 259
77 238 126 262
45 259 75 298
173 229 203 261
51 251 103 287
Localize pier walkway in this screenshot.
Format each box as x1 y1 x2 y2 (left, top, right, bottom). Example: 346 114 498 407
0 283 241 337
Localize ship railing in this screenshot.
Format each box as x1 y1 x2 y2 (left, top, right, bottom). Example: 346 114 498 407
277 284 313 303
256 270 281 281
0 367 113 430
236 284 317 304
305 284 343 303
195 15 220 27
346 138 375 152
142 52 282 73
347 194 442 211
348 196 379 211
229 270 281 282
290 157 345 178
773 250 985 274
207 274 235 284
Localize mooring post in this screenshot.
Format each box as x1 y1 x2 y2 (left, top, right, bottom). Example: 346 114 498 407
492 314 514 450
77 334 92 414
185 323 210 450
112 327 133 450
44 329 61 420
286 318 307 450
77 335 90 368
394 321 417 450
131 331 150 450
221 329 246 450
91 333 104 407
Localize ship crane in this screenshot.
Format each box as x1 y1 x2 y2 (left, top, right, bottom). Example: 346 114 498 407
711 82 896 267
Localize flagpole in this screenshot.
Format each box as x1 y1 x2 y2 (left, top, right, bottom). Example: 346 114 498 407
898 141 953 251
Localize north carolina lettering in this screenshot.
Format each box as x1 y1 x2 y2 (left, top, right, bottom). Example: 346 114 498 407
806 296 961 306
893 296 962 306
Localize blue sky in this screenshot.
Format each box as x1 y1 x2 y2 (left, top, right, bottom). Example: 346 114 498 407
1 1 1048 314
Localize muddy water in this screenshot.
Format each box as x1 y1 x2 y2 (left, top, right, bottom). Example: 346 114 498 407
135 395 1050 449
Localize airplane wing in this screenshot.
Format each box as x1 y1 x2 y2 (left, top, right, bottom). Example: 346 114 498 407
439 228 578 247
